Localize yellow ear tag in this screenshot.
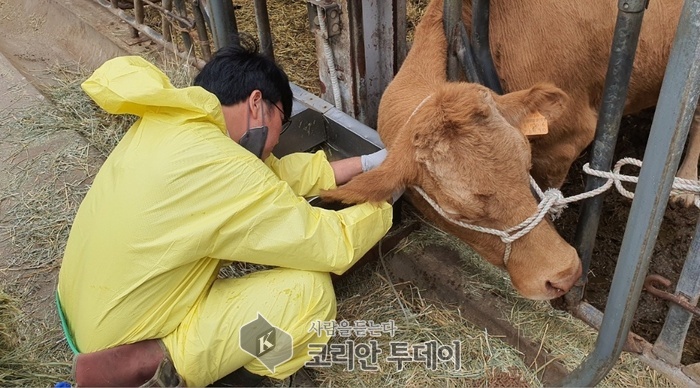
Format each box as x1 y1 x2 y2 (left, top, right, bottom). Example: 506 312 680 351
520 112 549 136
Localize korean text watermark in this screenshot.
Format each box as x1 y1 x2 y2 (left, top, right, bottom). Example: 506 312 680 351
306 319 461 371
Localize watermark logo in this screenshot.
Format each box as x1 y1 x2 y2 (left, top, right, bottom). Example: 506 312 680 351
240 313 293 373
305 320 462 371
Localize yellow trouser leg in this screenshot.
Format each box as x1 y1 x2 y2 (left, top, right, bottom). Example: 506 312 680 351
161 268 336 387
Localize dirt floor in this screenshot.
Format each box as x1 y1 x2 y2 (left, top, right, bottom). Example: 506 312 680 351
557 108 700 365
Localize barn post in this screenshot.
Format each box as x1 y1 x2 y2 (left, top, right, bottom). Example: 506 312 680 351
566 0 649 306
560 0 700 385
253 0 275 59
204 0 240 50
443 0 462 81
652 219 700 365
307 0 406 128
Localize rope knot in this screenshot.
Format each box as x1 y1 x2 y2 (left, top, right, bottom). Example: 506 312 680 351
542 188 567 220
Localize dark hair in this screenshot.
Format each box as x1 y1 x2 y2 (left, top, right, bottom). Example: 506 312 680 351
194 33 293 120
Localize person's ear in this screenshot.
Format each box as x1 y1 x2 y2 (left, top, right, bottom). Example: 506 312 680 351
248 90 263 120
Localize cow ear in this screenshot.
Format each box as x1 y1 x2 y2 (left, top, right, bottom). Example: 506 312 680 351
321 149 414 205
495 83 569 136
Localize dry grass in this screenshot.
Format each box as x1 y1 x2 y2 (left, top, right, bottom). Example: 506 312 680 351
233 0 320 95
0 287 70 386
311 212 675 387
0 59 192 386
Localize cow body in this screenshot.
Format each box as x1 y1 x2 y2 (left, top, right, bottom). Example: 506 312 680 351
482 0 687 192
322 0 693 300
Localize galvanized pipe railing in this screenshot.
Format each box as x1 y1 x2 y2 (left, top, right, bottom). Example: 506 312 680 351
653 216 700 364
567 0 648 306
560 0 700 384
162 0 173 42
445 0 500 90
204 0 235 50
94 0 206 69
254 0 275 60
192 1 212 61
443 0 462 81
470 0 502 94
456 23 481 84
173 0 194 53
393 0 408 72
134 0 145 38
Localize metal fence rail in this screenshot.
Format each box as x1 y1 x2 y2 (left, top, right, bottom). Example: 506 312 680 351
92 0 231 69
562 0 700 382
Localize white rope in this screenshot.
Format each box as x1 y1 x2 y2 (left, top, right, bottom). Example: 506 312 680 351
413 184 559 266
316 6 342 110
583 157 700 208
414 157 700 266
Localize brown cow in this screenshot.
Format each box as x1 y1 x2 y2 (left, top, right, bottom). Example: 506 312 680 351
324 0 699 300
323 0 585 300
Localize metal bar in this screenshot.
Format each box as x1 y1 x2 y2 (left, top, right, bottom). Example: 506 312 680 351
205 0 240 50
172 0 194 53
131 0 145 39
94 0 206 69
162 0 173 42
570 301 700 386
443 0 462 81
347 0 365 119
361 0 396 127
471 0 503 94
192 1 212 61
653 215 700 364
142 0 194 28
561 0 700 384
254 0 275 60
570 301 645 353
567 0 648 306
393 0 407 72
134 0 145 24
457 23 481 84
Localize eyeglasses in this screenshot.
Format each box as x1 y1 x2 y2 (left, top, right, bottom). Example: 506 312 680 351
269 102 292 135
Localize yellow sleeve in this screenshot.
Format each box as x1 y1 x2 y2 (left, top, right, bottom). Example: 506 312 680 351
264 150 337 197
211 153 393 275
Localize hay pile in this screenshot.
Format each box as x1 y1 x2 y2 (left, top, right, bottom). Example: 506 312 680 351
233 1 320 95
232 0 432 97
311 219 673 387
0 286 68 385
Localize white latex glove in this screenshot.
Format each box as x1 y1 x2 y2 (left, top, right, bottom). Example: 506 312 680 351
360 148 388 172
391 188 405 204
359 148 403 204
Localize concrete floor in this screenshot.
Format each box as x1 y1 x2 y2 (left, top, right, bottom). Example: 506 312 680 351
0 0 143 321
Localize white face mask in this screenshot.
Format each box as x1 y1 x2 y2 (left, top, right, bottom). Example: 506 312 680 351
238 100 269 159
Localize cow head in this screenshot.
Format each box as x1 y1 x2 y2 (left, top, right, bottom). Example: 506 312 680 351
322 82 582 300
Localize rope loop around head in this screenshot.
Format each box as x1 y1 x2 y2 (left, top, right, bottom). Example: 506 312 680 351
412 184 562 266
412 157 700 266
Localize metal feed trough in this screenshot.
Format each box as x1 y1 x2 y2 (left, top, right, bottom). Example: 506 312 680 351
90 0 700 385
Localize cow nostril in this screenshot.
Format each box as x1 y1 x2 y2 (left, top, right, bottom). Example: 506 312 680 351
546 280 565 295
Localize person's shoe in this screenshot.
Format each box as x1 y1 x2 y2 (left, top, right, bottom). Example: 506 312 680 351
141 356 184 387
210 367 265 387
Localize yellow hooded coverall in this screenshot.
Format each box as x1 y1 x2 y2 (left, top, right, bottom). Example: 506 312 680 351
56 56 393 386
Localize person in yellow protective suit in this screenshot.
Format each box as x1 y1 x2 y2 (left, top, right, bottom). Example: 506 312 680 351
57 35 396 387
